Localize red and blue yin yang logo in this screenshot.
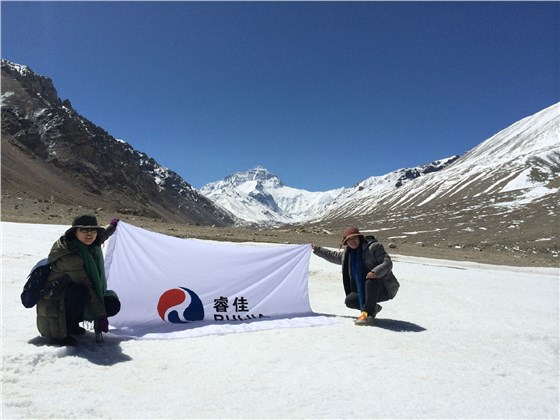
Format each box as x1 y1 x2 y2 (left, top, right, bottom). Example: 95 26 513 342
157 287 204 323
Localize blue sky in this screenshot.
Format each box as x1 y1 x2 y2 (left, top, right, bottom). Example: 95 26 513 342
2 2 558 191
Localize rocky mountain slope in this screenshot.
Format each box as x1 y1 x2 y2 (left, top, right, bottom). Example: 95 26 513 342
321 104 558 220
1 59 235 226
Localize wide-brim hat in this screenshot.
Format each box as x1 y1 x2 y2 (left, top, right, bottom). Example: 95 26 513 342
341 226 364 246
65 214 104 236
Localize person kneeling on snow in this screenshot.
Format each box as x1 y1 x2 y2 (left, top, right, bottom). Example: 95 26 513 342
312 227 400 326
36 215 121 345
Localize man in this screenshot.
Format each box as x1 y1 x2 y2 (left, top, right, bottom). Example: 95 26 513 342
312 227 400 326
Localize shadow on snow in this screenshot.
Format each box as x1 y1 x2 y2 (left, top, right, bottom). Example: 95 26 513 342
316 312 427 332
28 334 133 365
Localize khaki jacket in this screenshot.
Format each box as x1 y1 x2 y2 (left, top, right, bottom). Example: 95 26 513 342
36 224 115 339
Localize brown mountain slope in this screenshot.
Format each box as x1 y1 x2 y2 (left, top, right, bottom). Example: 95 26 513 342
1 59 235 226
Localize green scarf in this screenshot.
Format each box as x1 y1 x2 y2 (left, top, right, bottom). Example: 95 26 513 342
72 238 107 319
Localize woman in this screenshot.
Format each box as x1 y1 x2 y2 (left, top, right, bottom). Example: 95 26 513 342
37 214 120 345
312 227 400 326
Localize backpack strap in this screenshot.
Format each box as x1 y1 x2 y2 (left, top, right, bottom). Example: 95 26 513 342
44 273 72 294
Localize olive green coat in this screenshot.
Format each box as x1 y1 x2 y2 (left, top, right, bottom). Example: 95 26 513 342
36 225 116 339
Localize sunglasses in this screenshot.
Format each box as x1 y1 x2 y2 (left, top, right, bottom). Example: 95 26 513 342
77 228 98 234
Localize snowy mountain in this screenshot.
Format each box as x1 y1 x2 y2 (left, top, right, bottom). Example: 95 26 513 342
200 104 558 261
201 99 558 230
200 161 459 226
200 166 343 225
320 103 559 221
315 156 461 220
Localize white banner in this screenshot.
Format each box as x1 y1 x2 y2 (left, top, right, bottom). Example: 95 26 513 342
104 222 335 338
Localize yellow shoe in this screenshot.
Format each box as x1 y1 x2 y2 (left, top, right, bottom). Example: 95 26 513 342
355 311 374 326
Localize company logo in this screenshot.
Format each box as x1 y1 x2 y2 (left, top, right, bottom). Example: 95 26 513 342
157 287 204 323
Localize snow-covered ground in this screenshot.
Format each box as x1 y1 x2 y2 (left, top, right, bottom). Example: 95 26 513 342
2 222 559 419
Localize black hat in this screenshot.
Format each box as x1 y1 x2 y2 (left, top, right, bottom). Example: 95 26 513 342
65 214 104 236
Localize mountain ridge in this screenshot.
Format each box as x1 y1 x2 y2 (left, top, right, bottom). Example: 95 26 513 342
200 158 458 226
1 59 236 226
319 102 559 221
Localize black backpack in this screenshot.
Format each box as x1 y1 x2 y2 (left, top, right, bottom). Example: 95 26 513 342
21 259 69 308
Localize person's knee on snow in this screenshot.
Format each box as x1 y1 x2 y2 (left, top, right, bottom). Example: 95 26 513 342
345 292 361 310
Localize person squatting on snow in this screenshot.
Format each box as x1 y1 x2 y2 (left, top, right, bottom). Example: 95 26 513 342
36 215 121 345
312 227 400 326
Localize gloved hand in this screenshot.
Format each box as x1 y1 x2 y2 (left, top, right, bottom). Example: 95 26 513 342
95 317 109 333
109 218 120 227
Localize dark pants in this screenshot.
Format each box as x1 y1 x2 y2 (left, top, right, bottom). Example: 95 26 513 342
64 284 121 325
64 283 90 328
345 279 391 315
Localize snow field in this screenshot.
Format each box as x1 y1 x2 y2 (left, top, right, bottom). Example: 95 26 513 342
1 222 558 419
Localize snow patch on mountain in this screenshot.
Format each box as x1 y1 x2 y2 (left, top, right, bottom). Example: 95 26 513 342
308 156 460 222
2 60 32 77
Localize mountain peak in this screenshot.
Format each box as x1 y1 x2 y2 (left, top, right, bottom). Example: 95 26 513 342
200 167 339 226
217 166 284 189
